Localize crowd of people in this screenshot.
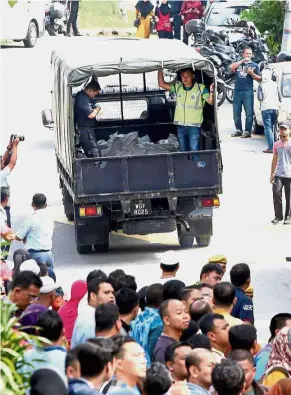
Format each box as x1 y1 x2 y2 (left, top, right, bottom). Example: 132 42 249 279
1 246 291 395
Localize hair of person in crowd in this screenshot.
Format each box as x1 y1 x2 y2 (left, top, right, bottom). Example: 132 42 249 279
165 341 193 382
180 320 199 341
212 359 245 395
213 281 236 307
115 288 139 323
95 302 121 336
160 261 179 274
268 313 291 342
107 269 126 291
65 349 81 380
9 271 43 310
199 263 223 285
230 263 251 289
30 368 68 395
85 80 101 92
143 362 172 395
36 310 64 342
87 277 115 304
228 349 256 394
160 250 179 275
1 186 10 205
32 193 47 210
12 248 30 269
190 299 213 322
146 283 163 308
229 325 257 354
199 313 230 353
180 285 202 312
72 341 114 384
138 286 148 311
37 263 49 277
86 269 108 285
117 275 137 292
186 348 216 390
188 334 212 350
162 279 186 301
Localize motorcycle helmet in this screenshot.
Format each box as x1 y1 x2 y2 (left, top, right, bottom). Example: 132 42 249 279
276 51 291 63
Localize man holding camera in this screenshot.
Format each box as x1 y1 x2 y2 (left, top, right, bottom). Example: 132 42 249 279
0 136 20 228
230 47 261 139
74 81 101 158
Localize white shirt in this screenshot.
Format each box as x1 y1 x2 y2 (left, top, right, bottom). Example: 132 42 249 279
260 68 281 112
71 304 96 348
0 206 8 243
0 166 11 206
16 208 54 251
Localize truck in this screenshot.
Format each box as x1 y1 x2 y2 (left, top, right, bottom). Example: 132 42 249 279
42 38 223 254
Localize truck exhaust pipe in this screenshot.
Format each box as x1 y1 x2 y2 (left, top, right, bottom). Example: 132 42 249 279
178 219 191 232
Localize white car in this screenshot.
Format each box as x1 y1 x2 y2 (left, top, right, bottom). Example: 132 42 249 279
1 1 46 48
254 62 291 135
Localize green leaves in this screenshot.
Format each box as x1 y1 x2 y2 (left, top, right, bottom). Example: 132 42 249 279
0 302 50 394
8 1 17 8
241 0 285 55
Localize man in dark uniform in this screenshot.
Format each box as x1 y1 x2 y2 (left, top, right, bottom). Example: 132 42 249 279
74 81 101 158
168 1 182 40
67 0 82 37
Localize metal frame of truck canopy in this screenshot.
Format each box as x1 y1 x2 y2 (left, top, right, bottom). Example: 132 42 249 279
50 38 222 201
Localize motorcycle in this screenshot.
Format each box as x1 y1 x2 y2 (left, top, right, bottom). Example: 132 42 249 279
45 1 69 36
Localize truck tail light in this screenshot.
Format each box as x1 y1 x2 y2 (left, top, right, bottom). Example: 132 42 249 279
79 206 102 217
201 197 220 208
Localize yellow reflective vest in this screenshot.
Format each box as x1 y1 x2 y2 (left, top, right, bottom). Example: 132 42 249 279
170 82 209 126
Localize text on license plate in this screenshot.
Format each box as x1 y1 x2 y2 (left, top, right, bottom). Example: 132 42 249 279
131 200 152 216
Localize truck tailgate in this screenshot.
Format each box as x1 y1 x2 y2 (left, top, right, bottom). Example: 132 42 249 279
74 150 222 199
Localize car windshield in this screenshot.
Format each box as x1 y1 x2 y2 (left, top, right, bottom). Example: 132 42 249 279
282 73 291 97
207 5 251 26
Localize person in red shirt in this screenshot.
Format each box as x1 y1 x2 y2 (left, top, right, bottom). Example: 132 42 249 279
155 0 174 39
180 0 204 45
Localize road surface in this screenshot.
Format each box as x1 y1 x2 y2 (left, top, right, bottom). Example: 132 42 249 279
1 36 290 343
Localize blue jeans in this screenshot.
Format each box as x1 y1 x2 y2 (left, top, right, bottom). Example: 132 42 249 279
233 90 254 133
262 109 277 150
177 126 201 152
28 250 54 268
173 14 182 40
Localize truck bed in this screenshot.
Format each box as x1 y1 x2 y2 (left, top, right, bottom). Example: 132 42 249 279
74 150 222 201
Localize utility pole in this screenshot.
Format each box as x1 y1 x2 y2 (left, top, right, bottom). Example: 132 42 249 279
281 0 291 51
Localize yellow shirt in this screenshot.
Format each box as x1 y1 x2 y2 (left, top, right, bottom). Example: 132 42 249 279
213 308 243 327
262 370 288 387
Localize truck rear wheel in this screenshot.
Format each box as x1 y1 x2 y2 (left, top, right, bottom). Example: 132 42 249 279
62 187 74 222
177 225 194 248
94 244 109 253
77 244 92 254
196 236 211 247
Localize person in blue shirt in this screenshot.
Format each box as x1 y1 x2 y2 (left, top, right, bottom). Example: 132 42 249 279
254 313 291 381
230 263 254 324
230 47 262 139
74 81 102 158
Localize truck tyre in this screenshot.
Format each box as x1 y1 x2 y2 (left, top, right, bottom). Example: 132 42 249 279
94 244 109 253
253 118 264 135
62 187 74 222
23 22 38 48
77 244 92 254
46 24 58 36
177 225 194 248
196 236 211 247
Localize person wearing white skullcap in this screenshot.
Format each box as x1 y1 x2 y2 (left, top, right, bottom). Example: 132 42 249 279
156 251 181 285
35 276 58 308
19 259 40 275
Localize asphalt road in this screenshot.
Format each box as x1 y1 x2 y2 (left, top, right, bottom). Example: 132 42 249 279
1 36 291 343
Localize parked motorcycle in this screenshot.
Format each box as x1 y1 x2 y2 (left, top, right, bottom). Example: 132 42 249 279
45 1 69 36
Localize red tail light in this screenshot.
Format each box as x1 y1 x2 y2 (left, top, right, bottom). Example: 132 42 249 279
201 197 220 207
79 206 103 217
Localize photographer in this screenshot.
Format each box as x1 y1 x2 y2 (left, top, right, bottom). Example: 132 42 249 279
0 136 20 228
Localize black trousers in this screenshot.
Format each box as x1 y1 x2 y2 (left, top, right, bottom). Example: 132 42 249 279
183 25 190 45
273 176 291 219
67 1 79 35
79 127 100 158
158 30 173 39
173 14 181 40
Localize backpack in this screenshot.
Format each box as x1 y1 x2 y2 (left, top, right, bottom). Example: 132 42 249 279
257 65 281 103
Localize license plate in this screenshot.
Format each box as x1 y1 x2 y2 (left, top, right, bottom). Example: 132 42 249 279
45 16 50 23
130 200 152 216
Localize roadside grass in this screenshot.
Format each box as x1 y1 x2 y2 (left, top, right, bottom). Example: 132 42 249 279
79 1 136 29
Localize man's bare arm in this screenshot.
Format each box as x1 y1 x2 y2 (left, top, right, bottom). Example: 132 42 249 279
6 139 19 171
247 68 262 82
88 106 101 119
270 151 278 183
158 69 172 91
230 59 245 72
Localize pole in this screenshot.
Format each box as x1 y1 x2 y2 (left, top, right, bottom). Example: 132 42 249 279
281 0 291 52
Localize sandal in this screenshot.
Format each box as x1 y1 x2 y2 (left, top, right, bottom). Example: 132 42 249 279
263 149 273 153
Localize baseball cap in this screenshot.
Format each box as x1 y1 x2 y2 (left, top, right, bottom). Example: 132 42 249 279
278 121 290 129
19 259 40 275
160 250 179 266
208 255 227 264
40 276 59 294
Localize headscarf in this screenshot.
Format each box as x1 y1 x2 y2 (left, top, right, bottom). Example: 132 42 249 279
267 379 291 395
12 248 30 275
136 0 154 18
58 280 87 341
158 1 171 16
265 326 291 376
21 304 48 334
30 369 68 395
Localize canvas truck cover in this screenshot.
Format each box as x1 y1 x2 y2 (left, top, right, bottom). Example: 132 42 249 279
51 37 215 87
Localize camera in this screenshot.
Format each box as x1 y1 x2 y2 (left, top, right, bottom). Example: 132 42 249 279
10 134 25 142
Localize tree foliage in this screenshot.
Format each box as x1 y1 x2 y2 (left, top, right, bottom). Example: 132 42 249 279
241 0 285 54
